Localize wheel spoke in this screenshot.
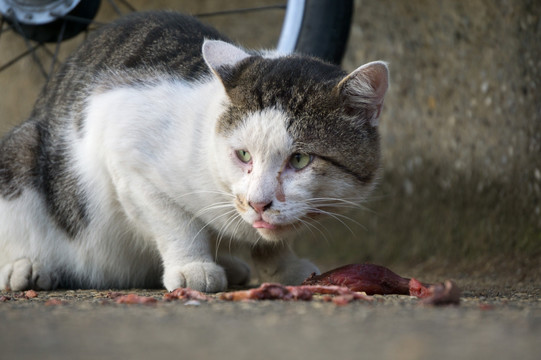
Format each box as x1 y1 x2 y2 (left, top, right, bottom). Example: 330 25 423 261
0 15 6 37
194 4 286 18
0 43 40 73
48 20 66 76
1 17 15 39
106 0 123 15
41 45 64 69
49 13 104 26
6 15 48 79
112 0 137 13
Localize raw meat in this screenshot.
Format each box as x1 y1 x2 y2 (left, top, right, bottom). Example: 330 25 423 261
219 282 372 302
302 263 460 305
302 263 414 295
164 287 212 301
114 294 158 304
409 278 461 305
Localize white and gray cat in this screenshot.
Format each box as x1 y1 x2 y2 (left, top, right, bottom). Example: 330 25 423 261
0 11 389 292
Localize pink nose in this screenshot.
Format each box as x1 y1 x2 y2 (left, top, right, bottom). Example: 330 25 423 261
249 201 272 214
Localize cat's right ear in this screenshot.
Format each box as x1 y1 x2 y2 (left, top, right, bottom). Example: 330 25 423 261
202 40 251 80
337 61 390 127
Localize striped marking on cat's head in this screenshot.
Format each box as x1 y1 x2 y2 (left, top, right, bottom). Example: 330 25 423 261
203 40 388 188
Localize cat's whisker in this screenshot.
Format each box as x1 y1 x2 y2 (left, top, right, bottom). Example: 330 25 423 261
192 202 235 217
308 196 364 207
251 233 264 250
189 208 238 248
214 212 243 260
294 215 332 245
185 202 236 230
229 215 245 253
307 196 374 213
307 207 366 236
290 220 304 238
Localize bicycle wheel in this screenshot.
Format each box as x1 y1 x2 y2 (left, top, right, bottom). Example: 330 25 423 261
0 0 352 73
0 0 353 131
278 0 353 65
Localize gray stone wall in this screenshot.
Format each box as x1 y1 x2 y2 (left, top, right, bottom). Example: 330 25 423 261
333 0 540 273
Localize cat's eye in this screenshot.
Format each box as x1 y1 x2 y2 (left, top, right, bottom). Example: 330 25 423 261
236 149 252 163
289 153 313 170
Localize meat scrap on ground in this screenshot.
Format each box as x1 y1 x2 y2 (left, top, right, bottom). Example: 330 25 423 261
219 282 372 303
302 263 461 305
164 287 213 301
44 299 68 306
113 293 158 304
409 278 461 305
303 263 415 295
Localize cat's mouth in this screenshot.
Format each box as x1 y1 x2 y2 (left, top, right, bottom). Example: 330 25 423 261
249 211 325 236
251 219 299 239
252 220 277 230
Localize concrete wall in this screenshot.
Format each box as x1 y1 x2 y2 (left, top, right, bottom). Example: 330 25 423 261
334 0 540 276
1 0 539 276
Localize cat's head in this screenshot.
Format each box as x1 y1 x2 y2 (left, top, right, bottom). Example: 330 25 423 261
203 40 389 242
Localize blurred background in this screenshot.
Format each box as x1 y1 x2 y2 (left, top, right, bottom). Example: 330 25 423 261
1 0 539 282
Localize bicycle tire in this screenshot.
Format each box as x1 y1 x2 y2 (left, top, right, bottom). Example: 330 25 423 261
279 0 353 64
0 0 354 77
4 0 101 43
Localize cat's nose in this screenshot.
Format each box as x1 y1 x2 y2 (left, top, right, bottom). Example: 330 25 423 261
249 201 272 214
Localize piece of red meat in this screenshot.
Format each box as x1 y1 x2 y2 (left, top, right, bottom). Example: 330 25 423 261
114 294 158 304
164 287 212 301
302 263 413 295
302 263 460 305
219 283 372 302
409 278 461 305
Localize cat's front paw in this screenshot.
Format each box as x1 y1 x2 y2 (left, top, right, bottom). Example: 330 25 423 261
0 258 58 291
163 261 227 293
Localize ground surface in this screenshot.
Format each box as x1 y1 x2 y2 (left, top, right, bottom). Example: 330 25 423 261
1 276 539 360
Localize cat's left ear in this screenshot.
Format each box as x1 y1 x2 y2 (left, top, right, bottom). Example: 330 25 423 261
337 61 389 127
202 40 251 77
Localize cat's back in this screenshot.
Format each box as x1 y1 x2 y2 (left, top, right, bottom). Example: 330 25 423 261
69 11 229 77
31 11 230 119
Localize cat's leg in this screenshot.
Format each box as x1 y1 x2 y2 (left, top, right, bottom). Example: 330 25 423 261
216 254 251 286
0 258 59 291
251 244 320 285
117 201 228 292
108 172 228 292
154 215 228 292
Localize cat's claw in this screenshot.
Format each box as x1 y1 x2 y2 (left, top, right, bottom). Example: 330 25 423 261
0 258 58 291
163 261 227 293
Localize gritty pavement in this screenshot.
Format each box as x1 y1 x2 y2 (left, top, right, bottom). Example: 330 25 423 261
1 279 539 360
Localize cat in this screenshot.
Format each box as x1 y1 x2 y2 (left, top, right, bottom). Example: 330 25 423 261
0 11 389 292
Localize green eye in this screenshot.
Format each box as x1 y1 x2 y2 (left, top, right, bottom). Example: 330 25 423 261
289 153 312 170
236 149 252 163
